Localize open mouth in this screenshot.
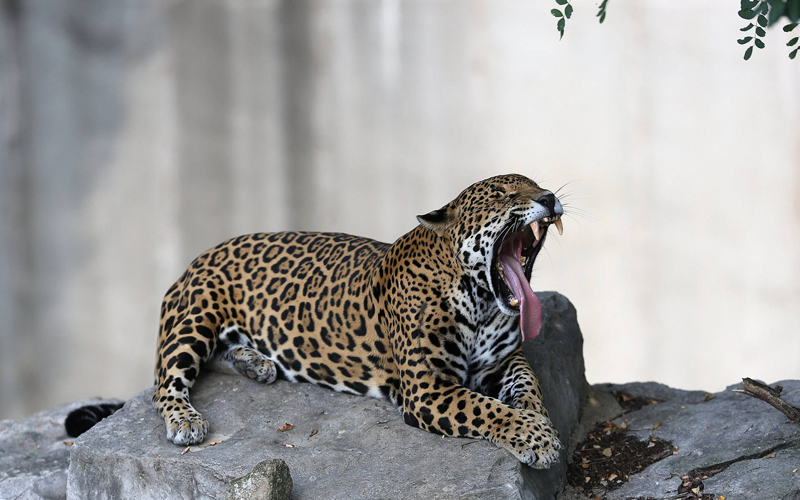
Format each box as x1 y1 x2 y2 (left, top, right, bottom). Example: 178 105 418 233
490 215 563 340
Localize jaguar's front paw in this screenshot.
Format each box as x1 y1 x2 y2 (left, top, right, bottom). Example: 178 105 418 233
165 408 209 446
501 410 562 469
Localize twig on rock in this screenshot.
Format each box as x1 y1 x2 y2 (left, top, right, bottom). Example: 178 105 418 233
733 378 800 425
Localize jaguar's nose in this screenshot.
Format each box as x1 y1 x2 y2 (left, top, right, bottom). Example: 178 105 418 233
536 193 556 211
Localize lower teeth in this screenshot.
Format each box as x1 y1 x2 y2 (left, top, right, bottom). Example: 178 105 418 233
509 298 519 306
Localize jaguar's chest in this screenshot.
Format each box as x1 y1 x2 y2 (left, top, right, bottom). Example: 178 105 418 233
450 294 520 372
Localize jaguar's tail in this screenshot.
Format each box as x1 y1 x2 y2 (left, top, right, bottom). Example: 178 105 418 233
64 402 124 437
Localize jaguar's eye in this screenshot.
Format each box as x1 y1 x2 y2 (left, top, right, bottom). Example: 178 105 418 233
505 192 518 200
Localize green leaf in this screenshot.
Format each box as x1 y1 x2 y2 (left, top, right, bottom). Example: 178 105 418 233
738 36 754 44
741 0 758 8
558 18 566 30
599 12 606 23
790 0 800 22
756 26 766 36
757 14 768 27
745 46 754 59
565 4 573 19
741 23 755 31
789 37 799 46
768 1 785 24
755 38 765 48
555 0 568 4
785 23 799 32
759 2 769 14
739 9 757 19
551 9 563 17
790 47 799 58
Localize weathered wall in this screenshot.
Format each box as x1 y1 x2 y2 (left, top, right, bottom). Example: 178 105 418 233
1 0 799 418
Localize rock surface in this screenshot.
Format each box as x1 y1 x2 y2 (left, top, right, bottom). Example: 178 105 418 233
6 290 799 500
66 292 588 500
225 459 293 500
0 398 122 500
562 381 800 500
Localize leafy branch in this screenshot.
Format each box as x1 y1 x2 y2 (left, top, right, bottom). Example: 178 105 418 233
784 22 799 59
738 0 799 59
549 0 798 59
738 0 769 60
552 0 573 40
597 0 608 24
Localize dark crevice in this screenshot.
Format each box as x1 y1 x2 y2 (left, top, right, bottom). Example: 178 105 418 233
611 391 663 413
673 440 798 500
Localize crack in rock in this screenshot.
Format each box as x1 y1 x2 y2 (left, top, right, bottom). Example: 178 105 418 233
674 440 798 500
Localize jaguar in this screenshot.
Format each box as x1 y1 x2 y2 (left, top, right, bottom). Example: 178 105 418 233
153 173 565 468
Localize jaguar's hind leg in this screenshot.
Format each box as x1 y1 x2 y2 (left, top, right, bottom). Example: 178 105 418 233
206 327 277 384
224 346 278 383
153 289 215 446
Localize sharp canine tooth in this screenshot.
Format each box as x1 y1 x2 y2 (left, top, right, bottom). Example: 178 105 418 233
530 221 541 242
509 298 519 306
554 218 563 235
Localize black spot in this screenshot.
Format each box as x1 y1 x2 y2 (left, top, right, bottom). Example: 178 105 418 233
196 325 215 339
163 343 178 357
190 342 207 359
404 412 420 428
344 381 369 395
443 341 461 357
225 329 241 344
176 352 194 369
429 357 446 369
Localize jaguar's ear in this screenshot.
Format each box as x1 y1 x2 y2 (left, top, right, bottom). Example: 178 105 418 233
416 206 454 233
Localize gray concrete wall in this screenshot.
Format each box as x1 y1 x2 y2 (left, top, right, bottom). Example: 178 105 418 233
1 0 799 419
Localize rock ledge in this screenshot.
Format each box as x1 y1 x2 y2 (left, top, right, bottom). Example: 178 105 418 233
66 293 587 500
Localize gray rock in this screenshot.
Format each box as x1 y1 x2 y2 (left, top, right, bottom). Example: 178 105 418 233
66 292 588 500
568 380 800 500
226 459 292 500
0 398 123 500
521 292 590 499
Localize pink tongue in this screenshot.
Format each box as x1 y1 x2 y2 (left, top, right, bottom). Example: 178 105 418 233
498 248 542 341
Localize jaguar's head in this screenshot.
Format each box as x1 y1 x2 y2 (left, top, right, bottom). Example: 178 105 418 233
417 174 564 341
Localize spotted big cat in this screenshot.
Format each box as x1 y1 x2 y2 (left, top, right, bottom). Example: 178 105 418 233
154 173 565 468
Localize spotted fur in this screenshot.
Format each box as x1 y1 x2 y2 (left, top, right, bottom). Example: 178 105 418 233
153 174 563 467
